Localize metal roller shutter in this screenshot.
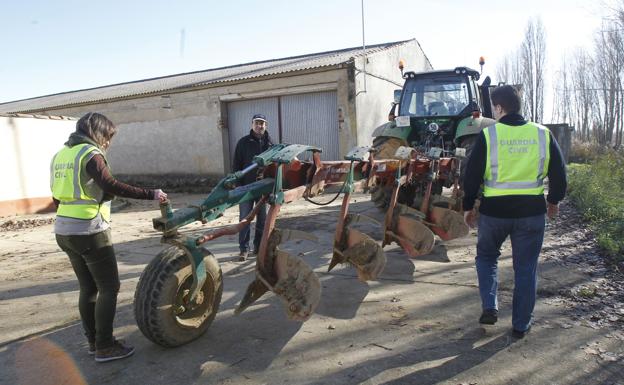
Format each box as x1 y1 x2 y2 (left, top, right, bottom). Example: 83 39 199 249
226 97 278 170
280 91 339 160
227 91 339 168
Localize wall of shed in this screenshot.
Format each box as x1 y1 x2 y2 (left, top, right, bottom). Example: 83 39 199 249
545 123 573 162
19 42 429 186
353 41 433 146
1 116 76 216
37 69 352 184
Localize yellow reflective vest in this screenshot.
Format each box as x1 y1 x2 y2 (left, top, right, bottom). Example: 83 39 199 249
50 143 111 221
483 122 551 197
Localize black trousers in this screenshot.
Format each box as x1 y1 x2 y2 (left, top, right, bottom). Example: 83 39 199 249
56 228 119 349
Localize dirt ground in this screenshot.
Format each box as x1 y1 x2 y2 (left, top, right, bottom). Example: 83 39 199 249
0 193 622 385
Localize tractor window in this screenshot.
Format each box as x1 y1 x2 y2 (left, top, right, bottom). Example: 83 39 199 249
400 76 470 117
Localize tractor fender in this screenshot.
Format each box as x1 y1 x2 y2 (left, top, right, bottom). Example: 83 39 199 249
371 121 411 141
455 116 496 141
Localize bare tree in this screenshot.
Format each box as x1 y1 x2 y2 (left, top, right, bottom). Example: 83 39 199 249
496 55 511 85
495 49 525 120
615 1 624 148
552 1 624 148
520 17 547 122
570 48 595 142
551 54 573 124
593 17 624 147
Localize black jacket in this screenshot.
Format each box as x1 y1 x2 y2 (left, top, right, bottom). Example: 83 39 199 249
232 130 274 185
462 113 567 218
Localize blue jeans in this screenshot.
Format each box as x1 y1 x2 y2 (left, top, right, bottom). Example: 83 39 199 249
476 213 545 332
239 198 267 253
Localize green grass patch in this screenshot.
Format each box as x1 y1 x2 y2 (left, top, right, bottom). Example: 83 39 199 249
576 286 597 298
568 151 624 261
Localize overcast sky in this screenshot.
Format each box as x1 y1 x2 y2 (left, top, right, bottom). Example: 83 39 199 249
0 0 612 115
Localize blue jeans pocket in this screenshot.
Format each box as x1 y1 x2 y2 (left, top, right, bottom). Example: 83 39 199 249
516 215 545 233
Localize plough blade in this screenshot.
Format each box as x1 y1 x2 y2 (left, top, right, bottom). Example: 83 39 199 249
236 228 321 321
386 204 435 257
269 250 321 321
428 206 469 241
335 228 386 281
330 212 386 281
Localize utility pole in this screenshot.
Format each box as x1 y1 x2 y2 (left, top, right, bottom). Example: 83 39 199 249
361 0 367 94
180 28 186 59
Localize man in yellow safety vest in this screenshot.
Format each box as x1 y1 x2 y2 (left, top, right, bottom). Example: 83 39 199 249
463 85 567 339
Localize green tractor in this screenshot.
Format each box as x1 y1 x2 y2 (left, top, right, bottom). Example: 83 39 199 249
370 65 496 209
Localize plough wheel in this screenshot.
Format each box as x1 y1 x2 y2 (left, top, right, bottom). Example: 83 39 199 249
134 246 223 347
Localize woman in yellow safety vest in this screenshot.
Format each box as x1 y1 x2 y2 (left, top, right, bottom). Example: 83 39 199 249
51 112 167 363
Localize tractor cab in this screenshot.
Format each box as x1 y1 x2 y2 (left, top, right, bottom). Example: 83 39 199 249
398 67 480 118
373 65 495 153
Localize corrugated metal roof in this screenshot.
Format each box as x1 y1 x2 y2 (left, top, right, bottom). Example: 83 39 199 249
0 113 76 120
0 39 415 114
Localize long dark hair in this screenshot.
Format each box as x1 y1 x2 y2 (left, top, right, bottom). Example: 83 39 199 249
76 112 117 148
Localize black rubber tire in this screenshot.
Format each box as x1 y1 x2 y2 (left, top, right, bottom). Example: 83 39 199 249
134 246 223 347
372 136 408 160
370 183 419 211
370 185 392 209
458 134 478 185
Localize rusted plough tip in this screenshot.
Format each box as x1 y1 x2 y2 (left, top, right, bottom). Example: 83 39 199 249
235 279 270 315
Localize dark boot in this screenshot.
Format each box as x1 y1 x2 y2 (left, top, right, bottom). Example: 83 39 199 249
479 309 498 325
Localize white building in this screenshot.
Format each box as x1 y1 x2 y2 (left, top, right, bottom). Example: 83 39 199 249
0 39 431 214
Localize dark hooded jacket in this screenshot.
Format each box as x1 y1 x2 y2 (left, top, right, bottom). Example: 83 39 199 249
232 129 274 186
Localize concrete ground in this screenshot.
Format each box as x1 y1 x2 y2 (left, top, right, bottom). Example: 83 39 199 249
0 193 622 385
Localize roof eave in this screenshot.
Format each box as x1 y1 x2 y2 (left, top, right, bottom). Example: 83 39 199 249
4 63 349 114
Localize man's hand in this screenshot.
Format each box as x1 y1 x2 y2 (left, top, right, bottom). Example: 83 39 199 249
464 209 477 229
547 202 559 219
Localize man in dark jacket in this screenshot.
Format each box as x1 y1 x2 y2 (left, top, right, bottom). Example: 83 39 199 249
233 114 274 261
463 85 567 339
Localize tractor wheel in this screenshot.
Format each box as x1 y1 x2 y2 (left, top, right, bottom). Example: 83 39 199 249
372 136 408 159
458 134 478 185
370 185 392 209
134 246 223 347
370 183 417 211
370 136 412 210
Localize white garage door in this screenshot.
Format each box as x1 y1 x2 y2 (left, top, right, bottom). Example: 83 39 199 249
227 91 338 170
280 92 339 161
226 97 279 171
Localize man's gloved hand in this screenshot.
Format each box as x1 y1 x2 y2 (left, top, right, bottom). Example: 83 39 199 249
153 189 168 202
